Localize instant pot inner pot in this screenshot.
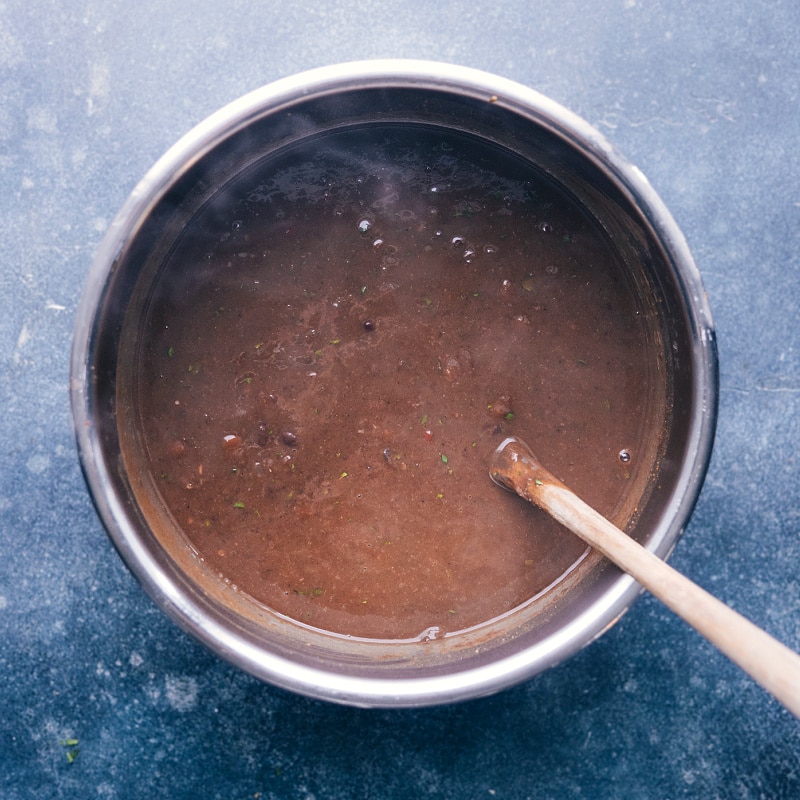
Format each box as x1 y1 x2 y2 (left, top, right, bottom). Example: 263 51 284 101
93 86 695 687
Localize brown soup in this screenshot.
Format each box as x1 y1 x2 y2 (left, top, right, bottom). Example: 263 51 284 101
125 126 665 641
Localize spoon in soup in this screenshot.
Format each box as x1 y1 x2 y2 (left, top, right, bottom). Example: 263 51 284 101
489 435 800 719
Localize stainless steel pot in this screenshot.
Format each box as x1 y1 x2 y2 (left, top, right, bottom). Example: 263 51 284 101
71 60 717 707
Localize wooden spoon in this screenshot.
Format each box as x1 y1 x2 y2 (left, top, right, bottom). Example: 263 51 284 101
489 435 800 718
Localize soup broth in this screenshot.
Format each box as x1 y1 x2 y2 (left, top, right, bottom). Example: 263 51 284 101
127 126 665 640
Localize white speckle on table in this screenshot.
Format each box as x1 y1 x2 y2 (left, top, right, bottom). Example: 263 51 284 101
13 321 30 364
26 453 51 475
0 22 23 67
27 106 58 135
143 681 161 704
129 651 144 668
95 782 117 798
165 675 199 712
87 62 110 116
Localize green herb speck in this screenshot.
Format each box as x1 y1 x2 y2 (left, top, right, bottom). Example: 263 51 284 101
294 587 325 597
60 739 79 764
233 501 245 509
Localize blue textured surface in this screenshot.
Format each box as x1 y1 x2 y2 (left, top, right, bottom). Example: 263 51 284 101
2 2 800 797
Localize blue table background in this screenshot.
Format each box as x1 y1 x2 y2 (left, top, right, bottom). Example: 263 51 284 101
2 2 799 797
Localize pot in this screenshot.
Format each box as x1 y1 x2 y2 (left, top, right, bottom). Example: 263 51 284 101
71 60 717 707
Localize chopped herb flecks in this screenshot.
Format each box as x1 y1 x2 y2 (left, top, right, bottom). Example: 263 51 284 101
60 738 79 764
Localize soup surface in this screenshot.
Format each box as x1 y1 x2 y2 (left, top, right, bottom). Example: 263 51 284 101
128 126 664 640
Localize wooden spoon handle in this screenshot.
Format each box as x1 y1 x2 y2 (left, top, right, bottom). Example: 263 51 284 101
490 436 800 719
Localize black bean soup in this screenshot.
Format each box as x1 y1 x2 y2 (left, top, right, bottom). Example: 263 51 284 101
127 126 665 641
